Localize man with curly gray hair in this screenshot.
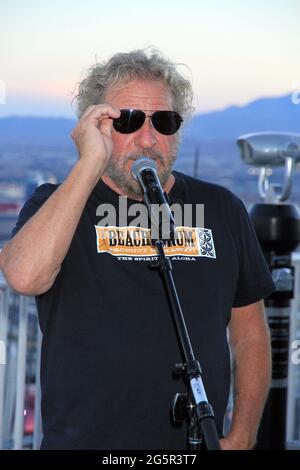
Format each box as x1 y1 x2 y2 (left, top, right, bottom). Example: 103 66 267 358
72 48 193 200
1 48 274 451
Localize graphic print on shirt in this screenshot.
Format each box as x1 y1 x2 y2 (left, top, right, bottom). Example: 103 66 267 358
94 226 216 259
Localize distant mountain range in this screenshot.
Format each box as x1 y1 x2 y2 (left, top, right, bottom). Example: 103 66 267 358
0 117 75 147
183 94 300 141
0 94 299 147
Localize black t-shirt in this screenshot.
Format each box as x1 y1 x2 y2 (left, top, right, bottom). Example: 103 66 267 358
12 171 275 450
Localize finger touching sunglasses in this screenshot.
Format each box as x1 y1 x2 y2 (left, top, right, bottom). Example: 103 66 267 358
111 109 183 135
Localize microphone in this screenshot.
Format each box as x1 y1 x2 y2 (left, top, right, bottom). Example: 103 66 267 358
131 157 175 241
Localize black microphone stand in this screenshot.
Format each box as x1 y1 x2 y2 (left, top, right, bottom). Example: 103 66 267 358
151 233 220 449
132 160 220 450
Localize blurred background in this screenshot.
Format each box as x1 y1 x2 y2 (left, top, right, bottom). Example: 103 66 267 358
0 0 299 450
0 0 299 242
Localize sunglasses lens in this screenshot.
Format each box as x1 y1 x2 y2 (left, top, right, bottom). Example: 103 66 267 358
113 109 145 134
151 111 182 135
113 109 183 135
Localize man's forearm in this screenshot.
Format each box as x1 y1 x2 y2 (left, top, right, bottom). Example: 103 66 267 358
228 334 271 449
221 301 272 450
0 158 104 295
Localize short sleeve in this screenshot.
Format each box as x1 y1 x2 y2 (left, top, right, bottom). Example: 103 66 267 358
230 197 276 307
11 183 58 238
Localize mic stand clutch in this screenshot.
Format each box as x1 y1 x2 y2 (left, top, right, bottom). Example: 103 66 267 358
151 240 221 450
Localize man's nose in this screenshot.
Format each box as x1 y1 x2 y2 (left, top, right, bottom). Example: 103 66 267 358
133 118 157 148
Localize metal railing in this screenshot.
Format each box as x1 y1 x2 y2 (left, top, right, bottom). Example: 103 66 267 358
0 253 300 450
0 273 42 449
287 252 300 443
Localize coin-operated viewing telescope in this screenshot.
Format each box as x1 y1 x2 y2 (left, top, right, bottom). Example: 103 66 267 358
237 132 300 450
237 132 300 202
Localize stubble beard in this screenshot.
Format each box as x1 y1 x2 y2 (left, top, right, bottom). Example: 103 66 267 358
104 149 178 199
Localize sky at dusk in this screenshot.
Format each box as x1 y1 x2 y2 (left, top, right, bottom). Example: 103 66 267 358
0 0 299 118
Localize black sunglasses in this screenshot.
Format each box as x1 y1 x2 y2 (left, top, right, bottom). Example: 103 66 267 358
112 109 183 135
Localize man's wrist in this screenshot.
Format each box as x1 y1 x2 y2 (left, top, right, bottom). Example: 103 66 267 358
225 429 256 450
74 157 106 188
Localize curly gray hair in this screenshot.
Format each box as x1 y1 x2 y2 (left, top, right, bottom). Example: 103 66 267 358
74 48 193 120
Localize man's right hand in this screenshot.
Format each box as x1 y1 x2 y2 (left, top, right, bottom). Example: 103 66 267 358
71 104 121 170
